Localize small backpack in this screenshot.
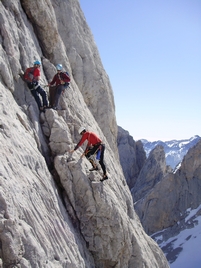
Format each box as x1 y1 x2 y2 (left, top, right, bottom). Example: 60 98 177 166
59 71 70 89
65 71 70 77
23 67 35 82
61 71 70 81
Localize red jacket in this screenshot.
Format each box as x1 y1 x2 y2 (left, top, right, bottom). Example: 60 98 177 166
50 72 70 86
32 67 40 82
74 132 102 151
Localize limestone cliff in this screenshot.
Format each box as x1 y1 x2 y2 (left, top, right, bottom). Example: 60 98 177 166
132 145 168 202
117 126 146 189
0 0 169 267
118 127 201 264
135 139 201 235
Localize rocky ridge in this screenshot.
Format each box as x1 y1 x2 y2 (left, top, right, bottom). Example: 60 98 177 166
117 126 146 189
133 139 201 235
131 145 168 203
0 0 169 267
142 135 200 169
138 139 201 264
118 127 201 265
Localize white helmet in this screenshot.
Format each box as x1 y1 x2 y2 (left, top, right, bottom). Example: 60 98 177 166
56 64 62 70
78 127 86 134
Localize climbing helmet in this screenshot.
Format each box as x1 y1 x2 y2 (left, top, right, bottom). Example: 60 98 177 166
34 60 41 66
56 64 63 70
78 127 86 135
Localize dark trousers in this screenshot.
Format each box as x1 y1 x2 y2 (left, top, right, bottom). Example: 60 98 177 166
29 85 48 109
85 144 107 175
54 84 65 108
49 83 69 108
49 86 57 108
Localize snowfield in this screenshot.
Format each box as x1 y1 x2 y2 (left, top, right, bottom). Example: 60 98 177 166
153 205 201 268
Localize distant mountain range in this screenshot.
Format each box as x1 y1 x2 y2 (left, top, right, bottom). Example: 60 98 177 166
141 135 201 169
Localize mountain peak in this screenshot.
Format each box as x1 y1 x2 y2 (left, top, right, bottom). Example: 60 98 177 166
141 136 201 168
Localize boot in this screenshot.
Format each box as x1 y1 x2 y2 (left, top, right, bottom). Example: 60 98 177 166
100 174 108 182
89 159 99 171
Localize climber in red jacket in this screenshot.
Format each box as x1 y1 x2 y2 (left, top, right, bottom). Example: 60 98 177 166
48 64 70 110
70 127 108 181
25 60 48 112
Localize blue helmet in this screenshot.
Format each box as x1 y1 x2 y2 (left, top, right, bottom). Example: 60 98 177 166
34 60 41 66
56 64 62 70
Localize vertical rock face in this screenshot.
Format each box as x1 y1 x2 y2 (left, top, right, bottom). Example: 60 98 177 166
51 0 118 154
117 126 146 189
132 145 168 202
134 140 201 235
0 85 94 268
0 0 169 267
142 135 201 169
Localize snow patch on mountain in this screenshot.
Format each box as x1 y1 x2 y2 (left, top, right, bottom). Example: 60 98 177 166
141 135 201 168
152 205 201 268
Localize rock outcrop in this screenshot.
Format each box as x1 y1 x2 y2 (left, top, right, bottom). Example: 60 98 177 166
134 139 201 235
132 145 169 202
142 135 201 169
0 0 169 267
117 126 146 189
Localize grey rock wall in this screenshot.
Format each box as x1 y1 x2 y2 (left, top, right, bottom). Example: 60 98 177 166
0 0 169 267
117 126 146 189
134 140 201 235
132 145 168 202
142 135 201 169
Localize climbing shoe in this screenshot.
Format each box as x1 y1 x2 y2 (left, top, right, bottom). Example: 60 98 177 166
40 107 45 113
100 175 108 182
89 167 99 171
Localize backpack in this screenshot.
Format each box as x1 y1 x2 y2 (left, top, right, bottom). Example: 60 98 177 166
65 72 70 88
62 71 70 81
23 67 35 82
65 71 70 77
59 71 70 89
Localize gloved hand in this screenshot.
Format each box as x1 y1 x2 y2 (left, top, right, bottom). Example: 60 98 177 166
32 81 38 86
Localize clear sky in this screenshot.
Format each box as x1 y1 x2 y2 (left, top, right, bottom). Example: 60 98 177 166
79 0 201 142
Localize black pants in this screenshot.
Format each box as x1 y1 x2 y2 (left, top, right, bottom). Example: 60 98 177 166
28 83 48 109
53 84 64 108
85 144 106 175
54 83 69 108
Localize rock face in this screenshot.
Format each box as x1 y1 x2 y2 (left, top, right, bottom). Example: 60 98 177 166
117 126 146 189
118 129 201 264
132 145 169 202
142 135 201 169
0 0 169 267
134 139 201 235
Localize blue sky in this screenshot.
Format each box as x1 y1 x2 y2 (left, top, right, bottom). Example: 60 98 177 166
79 0 201 141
